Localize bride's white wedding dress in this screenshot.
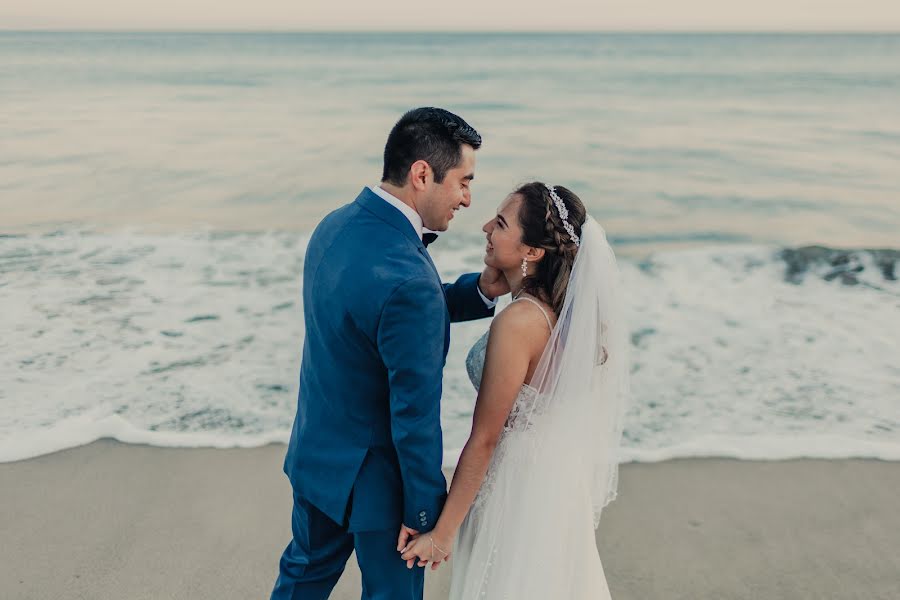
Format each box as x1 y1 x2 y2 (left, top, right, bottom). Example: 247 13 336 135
448 217 628 600
449 307 612 600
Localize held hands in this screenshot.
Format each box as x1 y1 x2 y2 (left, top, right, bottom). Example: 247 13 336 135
399 528 454 571
479 265 510 300
396 524 419 554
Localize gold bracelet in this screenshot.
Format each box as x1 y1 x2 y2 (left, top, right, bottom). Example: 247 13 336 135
429 534 448 560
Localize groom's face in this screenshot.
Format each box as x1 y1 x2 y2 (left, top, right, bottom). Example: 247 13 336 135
420 144 476 232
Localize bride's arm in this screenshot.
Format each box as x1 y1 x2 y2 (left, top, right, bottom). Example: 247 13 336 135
400 303 544 567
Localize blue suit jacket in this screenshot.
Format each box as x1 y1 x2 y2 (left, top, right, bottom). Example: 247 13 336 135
284 187 494 533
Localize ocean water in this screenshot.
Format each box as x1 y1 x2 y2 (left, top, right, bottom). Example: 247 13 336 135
1 32 899 463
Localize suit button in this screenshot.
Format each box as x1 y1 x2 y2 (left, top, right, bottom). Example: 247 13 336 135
419 511 426 517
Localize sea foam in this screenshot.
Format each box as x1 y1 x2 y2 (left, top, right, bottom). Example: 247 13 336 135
1 231 898 464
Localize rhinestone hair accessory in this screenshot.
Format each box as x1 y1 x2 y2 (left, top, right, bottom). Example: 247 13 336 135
545 184 581 247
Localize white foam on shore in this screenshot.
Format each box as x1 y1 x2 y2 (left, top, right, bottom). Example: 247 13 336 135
5 423 900 465
1 231 898 464
0 414 291 463
441 433 900 467
619 434 900 462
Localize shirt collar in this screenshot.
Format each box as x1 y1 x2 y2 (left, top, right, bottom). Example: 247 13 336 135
369 185 429 241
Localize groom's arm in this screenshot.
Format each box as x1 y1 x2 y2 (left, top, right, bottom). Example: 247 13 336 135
442 272 496 323
378 276 449 532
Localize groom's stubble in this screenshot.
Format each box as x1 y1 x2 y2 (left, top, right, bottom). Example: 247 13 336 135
418 144 477 232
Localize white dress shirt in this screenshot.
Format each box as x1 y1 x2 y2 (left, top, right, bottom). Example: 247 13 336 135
370 185 497 309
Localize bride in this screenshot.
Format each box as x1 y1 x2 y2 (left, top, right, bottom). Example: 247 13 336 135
401 182 629 598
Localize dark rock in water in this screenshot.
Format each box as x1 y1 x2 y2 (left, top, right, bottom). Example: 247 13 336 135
780 246 830 284
823 264 863 282
840 272 859 286
829 253 850 267
779 246 900 286
873 250 898 281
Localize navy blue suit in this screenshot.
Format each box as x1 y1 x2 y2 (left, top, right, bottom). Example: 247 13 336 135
272 187 494 600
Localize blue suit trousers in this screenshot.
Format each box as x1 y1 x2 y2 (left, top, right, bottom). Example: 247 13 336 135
270 493 425 600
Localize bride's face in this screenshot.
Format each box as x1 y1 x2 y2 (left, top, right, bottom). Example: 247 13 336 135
482 193 530 270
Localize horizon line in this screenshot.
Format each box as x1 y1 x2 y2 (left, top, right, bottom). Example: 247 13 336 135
2 28 900 34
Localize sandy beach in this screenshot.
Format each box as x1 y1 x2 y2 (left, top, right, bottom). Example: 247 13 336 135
1 440 898 600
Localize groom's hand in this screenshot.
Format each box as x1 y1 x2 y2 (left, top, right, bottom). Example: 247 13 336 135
396 524 419 553
478 265 510 300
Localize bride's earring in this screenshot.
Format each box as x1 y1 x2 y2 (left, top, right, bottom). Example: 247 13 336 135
521 258 528 278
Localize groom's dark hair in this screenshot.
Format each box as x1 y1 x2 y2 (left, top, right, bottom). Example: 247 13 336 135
382 107 482 186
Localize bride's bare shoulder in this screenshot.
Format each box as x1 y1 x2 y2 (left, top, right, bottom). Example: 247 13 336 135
488 298 554 345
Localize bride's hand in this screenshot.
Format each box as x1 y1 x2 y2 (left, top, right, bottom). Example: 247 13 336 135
399 531 454 570
479 265 510 300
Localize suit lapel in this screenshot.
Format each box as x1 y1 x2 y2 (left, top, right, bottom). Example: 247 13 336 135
417 246 442 283
356 187 444 286
356 190 451 353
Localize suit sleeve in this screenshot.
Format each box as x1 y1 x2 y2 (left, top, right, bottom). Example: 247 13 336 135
377 276 449 531
442 272 496 323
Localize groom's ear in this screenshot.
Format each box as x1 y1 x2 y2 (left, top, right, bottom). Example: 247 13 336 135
409 160 432 191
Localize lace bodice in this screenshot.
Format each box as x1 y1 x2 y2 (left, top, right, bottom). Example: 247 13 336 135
464 296 554 435
464 330 490 391
466 329 544 433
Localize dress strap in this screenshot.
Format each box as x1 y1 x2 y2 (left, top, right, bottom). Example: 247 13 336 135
513 296 554 331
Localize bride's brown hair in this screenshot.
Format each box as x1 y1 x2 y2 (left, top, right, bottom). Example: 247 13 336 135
515 182 586 316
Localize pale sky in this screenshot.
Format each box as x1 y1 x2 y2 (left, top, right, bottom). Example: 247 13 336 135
2 0 899 31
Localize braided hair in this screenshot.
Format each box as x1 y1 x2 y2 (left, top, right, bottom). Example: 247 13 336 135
515 182 586 316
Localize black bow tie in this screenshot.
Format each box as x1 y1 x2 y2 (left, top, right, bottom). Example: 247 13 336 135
422 232 439 248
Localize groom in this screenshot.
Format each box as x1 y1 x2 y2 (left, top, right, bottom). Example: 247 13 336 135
271 107 508 600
